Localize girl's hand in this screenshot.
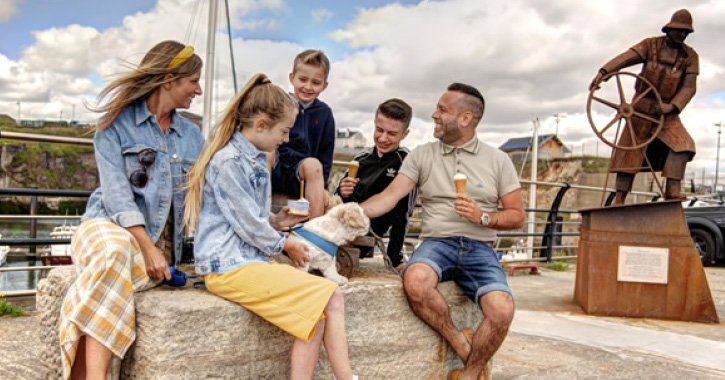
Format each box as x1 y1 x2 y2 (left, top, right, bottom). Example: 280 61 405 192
272 206 309 230
285 240 310 267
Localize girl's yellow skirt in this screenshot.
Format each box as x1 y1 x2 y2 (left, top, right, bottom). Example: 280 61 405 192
205 262 338 342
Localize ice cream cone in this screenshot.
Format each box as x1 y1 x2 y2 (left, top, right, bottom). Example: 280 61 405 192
348 161 360 178
454 173 467 194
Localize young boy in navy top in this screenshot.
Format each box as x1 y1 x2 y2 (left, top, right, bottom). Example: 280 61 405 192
336 99 417 272
270 50 335 218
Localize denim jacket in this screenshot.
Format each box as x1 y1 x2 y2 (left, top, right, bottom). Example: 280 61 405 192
193 132 285 275
82 100 204 267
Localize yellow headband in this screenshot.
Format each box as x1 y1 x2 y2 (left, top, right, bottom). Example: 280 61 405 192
167 45 194 69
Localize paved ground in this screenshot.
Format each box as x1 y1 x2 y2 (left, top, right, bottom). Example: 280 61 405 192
496 266 725 379
1 265 724 379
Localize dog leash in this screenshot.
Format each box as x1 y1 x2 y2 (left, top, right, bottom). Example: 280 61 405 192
163 266 203 288
369 230 400 274
281 223 305 232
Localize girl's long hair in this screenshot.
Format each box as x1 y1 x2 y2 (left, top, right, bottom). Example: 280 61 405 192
90 40 202 130
183 73 296 228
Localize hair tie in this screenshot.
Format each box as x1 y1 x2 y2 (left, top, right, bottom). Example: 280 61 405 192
167 45 194 69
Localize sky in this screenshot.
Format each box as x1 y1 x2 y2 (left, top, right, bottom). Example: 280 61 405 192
1 0 724 184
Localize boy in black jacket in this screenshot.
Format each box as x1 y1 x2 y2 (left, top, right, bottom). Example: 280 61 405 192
270 50 335 218
336 99 417 272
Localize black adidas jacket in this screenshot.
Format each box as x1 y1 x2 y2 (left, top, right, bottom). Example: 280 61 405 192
335 147 417 266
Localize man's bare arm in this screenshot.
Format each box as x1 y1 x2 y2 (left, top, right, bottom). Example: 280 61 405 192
361 174 416 219
489 189 525 230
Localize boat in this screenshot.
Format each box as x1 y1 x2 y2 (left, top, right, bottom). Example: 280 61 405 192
41 224 76 266
0 233 9 267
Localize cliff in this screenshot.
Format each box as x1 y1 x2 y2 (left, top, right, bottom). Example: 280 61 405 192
0 142 97 190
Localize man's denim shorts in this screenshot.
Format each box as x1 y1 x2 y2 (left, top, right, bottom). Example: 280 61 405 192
402 237 512 307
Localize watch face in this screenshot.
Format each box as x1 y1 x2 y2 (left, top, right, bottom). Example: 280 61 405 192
481 213 490 226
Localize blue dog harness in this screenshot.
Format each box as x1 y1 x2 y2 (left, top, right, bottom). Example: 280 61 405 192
293 227 338 257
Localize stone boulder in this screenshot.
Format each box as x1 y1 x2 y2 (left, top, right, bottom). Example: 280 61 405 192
37 258 484 379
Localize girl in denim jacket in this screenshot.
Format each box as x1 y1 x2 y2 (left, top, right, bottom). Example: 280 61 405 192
59 41 203 379
185 74 356 380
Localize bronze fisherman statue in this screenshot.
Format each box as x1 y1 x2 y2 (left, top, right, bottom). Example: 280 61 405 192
590 9 699 205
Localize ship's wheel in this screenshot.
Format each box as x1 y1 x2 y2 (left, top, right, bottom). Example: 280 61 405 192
587 71 664 151
586 71 666 205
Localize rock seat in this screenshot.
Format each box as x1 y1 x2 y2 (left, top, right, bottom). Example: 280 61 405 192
37 257 483 379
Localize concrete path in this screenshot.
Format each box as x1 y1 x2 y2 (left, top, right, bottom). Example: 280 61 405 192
1 264 724 379
496 266 725 379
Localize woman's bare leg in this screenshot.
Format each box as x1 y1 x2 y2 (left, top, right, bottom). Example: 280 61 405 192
83 335 112 380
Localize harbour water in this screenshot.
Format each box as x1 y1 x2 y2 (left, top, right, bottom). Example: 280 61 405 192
0 257 44 292
0 220 69 292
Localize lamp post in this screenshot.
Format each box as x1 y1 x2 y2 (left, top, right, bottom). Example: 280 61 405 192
552 113 565 136
527 118 540 259
715 122 723 192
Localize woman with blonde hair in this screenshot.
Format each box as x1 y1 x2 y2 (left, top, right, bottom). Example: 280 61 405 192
185 73 357 380
59 40 204 379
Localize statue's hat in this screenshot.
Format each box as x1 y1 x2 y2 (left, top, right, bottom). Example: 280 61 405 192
662 9 694 33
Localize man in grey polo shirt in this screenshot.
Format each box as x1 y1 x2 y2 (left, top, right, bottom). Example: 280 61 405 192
362 83 524 380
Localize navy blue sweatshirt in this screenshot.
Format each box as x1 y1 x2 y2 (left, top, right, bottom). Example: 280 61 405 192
277 98 336 187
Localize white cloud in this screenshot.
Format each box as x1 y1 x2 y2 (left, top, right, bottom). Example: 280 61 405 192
238 18 277 30
2 0 725 182
0 0 292 123
324 0 725 180
226 0 286 29
22 25 101 75
0 0 23 23
312 8 332 23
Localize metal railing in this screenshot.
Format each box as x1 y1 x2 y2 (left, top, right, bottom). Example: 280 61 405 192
0 179 663 296
0 130 694 297
0 130 93 146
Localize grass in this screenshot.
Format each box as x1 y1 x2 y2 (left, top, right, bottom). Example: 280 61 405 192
0 295 25 317
580 156 611 173
545 261 570 271
3 140 95 190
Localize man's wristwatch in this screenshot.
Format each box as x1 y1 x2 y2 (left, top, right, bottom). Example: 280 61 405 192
480 212 490 227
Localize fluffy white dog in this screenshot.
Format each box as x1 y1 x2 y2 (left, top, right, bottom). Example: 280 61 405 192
288 197 370 284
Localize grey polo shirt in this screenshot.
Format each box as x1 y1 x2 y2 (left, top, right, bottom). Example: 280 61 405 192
399 136 520 242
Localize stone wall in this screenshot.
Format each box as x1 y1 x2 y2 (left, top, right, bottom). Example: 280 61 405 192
37 259 484 379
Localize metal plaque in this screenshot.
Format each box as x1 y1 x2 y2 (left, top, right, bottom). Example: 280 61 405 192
617 245 669 284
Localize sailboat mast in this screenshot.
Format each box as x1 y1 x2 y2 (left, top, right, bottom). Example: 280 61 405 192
202 0 219 141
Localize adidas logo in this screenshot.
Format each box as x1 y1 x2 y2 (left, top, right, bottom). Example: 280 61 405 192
386 168 396 177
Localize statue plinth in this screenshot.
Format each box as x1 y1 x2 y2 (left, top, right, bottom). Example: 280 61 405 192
575 200 718 323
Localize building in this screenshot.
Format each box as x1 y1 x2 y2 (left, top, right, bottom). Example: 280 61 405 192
499 134 570 163
20 119 69 128
335 128 366 155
